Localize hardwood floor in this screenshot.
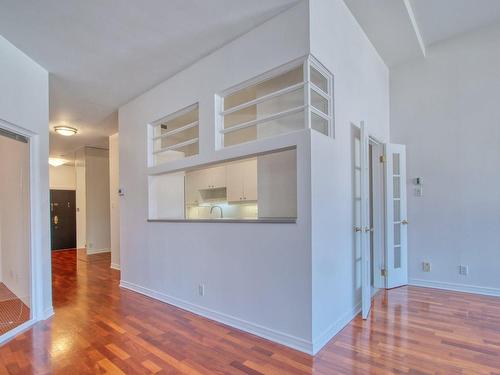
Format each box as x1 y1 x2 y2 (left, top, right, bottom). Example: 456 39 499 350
0 284 30 335
0 250 499 374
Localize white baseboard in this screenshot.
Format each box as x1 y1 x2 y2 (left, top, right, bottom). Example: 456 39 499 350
311 302 361 355
110 263 121 271
120 280 313 354
0 306 55 345
42 306 55 320
410 279 500 297
86 248 111 255
0 319 37 345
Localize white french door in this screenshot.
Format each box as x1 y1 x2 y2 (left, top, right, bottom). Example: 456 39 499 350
384 144 408 288
354 122 372 319
360 122 372 319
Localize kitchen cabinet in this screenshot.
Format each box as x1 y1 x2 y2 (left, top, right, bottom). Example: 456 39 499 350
185 165 226 204
185 172 201 205
194 166 226 189
206 166 226 189
226 159 257 202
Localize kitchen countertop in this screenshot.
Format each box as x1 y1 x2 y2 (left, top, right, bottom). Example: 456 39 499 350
147 218 297 224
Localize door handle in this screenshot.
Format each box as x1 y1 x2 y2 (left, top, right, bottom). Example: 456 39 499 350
401 219 408 225
363 226 374 232
354 226 362 232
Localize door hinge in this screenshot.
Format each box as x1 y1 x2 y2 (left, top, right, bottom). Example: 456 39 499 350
379 155 386 163
381 268 387 277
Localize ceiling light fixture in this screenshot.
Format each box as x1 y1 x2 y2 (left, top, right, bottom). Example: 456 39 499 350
48 158 68 167
54 126 78 136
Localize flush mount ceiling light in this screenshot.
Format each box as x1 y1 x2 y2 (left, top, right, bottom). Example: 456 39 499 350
48 158 68 167
54 125 78 136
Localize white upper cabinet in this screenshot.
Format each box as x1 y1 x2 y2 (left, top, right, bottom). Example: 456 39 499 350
206 166 226 189
185 165 226 205
226 159 257 202
242 159 257 201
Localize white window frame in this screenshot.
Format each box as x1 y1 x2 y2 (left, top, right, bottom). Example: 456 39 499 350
216 55 333 149
148 103 199 167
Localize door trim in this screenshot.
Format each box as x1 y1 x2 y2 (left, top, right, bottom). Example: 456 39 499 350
0 118 51 341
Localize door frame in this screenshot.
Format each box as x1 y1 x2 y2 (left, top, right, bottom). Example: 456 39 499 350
0 118 45 344
50 189 77 251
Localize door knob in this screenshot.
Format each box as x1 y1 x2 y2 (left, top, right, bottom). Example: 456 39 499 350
401 219 408 225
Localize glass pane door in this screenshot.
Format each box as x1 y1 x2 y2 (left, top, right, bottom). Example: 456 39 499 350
385 144 408 288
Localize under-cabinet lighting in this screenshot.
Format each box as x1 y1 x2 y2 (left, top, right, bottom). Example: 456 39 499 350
49 158 67 167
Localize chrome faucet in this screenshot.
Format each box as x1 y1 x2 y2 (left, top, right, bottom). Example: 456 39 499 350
210 205 223 218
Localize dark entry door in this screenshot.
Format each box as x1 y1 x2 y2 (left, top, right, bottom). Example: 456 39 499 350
50 190 76 250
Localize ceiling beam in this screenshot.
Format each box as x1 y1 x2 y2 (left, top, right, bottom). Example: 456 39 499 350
404 0 426 57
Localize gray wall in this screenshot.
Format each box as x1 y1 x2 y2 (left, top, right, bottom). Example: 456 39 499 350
390 23 500 295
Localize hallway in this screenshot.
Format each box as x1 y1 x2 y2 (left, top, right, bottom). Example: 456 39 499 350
0 250 499 374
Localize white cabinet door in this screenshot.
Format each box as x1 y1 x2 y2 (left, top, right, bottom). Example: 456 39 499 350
226 160 258 202
189 166 226 191
185 171 202 204
209 166 226 189
226 163 244 202
242 159 257 201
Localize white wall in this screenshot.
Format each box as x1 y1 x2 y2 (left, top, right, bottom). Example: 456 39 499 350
75 147 111 253
0 35 51 321
0 135 30 306
109 134 120 269
85 147 111 253
119 0 390 354
390 24 500 296
119 1 314 353
75 148 86 248
49 165 76 190
309 0 390 352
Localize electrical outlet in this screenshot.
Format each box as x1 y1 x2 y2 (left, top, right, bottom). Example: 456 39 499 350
422 262 431 272
458 265 469 276
198 284 205 296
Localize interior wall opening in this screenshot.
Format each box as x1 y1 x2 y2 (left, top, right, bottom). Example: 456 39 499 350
0 128 31 335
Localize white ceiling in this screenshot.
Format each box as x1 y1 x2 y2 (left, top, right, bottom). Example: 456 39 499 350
0 0 298 157
344 0 425 67
345 0 500 67
410 0 500 46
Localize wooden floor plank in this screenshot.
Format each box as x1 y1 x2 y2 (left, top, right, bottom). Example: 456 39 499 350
0 249 498 374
